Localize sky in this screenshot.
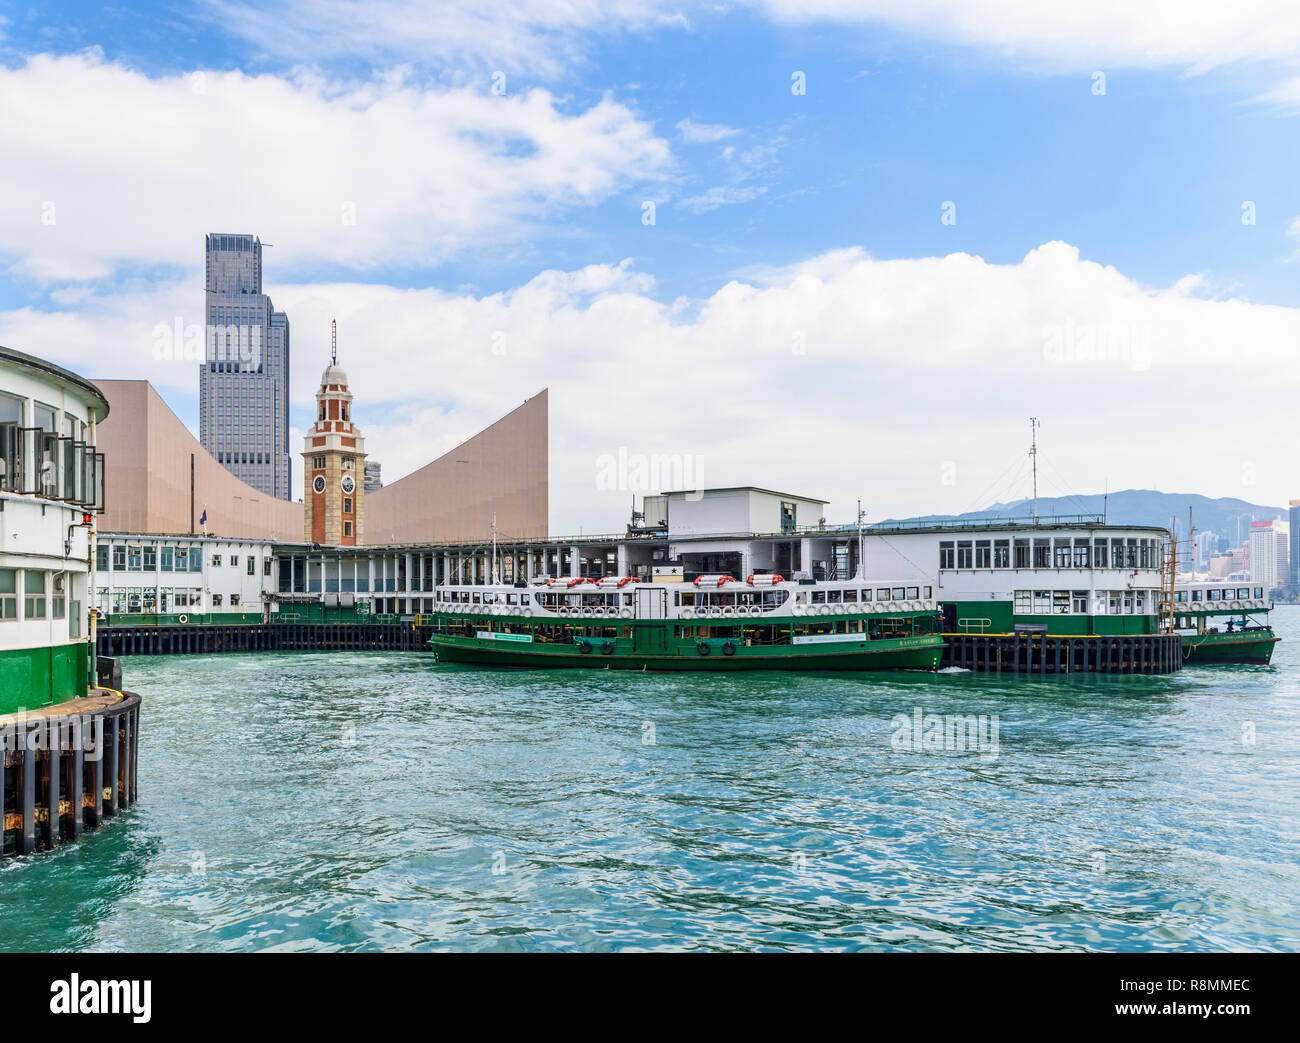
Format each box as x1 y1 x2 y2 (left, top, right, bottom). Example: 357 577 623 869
2 1 1299 537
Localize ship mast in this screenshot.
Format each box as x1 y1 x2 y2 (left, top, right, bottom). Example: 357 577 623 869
491 511 499 584
1029 416 1040 523
856 499 866 579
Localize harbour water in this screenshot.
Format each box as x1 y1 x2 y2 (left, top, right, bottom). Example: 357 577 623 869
4 611 1299 952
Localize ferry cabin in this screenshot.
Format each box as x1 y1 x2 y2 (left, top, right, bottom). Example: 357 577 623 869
0 347 107 713
431 574 945 670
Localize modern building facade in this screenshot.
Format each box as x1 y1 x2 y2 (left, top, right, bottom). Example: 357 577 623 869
1290 500 1300 590
199 234 291 500
1248 520 1288 593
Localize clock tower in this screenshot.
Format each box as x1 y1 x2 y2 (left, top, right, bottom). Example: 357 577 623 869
303 321 366 545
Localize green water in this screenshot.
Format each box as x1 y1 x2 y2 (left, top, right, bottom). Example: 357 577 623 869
3 611 1299 952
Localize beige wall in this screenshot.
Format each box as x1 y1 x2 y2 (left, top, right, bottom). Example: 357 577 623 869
95 380 304 539
95 380 548 545
366 390 548 543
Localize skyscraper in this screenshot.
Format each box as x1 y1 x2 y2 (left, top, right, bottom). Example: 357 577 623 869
199 234 291 499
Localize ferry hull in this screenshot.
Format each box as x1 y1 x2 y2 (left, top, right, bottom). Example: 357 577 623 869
432 635 945 671
1181 630 1279 665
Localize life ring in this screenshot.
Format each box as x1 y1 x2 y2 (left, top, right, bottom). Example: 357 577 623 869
600 642 614 655
723 606 736 617
619 607 633 619
792 603 806 616
817 604 831 616
1230 601 1242 611
577 640 592 654
722 641 736 656
522 607 533 618
710 606 723 618
582 607 594 617
697 641 712 656
887 602 900 613
681 607 695 620
178 613 189 624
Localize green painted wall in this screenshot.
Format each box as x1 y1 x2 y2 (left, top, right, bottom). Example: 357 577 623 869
0 642 89 714
103 611 264 627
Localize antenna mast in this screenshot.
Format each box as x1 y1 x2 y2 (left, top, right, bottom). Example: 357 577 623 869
1029 417 1040 522
330 319 337 366
856 499 866 579
491 511 499 584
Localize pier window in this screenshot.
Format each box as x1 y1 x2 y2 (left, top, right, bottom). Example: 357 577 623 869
1014 538 1030 568
975 540 991 568
112 545 126 571
1053 541 1071 568
23 571 46 619
143 546 156 570
0 568 16 620
160 547 173 571
1093 539 1108 568
97 544 110 571
1033 590 1051 613
127 545 143 571
52 573 66 618
939 541 955 569
956 541 973 568
1073 540 1090 568
1124 539 1138 568
1032 539 1050 568
247 557 256 575
212 594 223 607
212 554 222 567
1052 590 1070 614
1014 590 1031 614
1072 591 1088 613
230 595 240 606
993 539 1009 568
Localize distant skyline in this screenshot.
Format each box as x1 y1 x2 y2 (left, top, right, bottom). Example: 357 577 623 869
2 2 1299 534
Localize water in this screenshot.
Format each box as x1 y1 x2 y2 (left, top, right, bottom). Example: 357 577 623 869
4 612 1299 952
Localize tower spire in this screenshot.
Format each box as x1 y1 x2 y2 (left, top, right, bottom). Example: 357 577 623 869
331 318 337 366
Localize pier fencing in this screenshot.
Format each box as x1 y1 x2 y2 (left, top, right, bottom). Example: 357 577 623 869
941 632 1182 675
97 622 434 658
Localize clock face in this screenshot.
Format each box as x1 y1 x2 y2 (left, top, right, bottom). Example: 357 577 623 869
312 475 326 495
341 474 355 495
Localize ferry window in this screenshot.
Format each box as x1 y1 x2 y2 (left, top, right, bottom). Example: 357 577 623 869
1073 540 1090 568
1053 541 1071 568
939 541 955 569
623 593 633 606
1014 590 1031 614
1175 591 1187 602
1238 588 1250 599
877 589 890 600
1033 590 1051 614
812 591 825 603
507 594 517 605
1093 539 1108 568
522 594 530 605
843 589 857 602
860 590 871 602
956 541 973 568
1014 539 1030 568
892 587 906 600
993 540 1009 568
24 571 47 619
1255 587 1264 599
975 541 991 568
0 568 16 620
907 587 919 599
828 590 841 603
472 593 481 604
924 587 933 598
1191 590 1202 602
1072 591 1088 613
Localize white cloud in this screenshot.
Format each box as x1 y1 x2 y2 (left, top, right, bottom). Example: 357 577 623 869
0 53 672 283
679 184 768 212
676 118 740 143
751 1 1300 77
1287 216 1300 257
200 0 689 78
9 241 1300 534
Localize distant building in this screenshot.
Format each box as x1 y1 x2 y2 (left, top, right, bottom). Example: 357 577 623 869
1248 520 1289 593
1192 530 1219 573
199 234 292 500
1290 500 1300 588
364 460 383 493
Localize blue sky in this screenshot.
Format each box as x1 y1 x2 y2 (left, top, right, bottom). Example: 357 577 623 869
3 1 1300 532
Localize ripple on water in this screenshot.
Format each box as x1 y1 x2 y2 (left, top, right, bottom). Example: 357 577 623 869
2 614 1299 952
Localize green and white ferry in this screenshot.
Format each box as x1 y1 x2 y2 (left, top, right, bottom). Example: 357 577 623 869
430 572 945 671
1165 580 1279 665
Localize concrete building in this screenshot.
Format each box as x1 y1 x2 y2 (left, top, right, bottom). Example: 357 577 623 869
1290 500 1300 589
1248 520 1288 593
199 234 291 500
